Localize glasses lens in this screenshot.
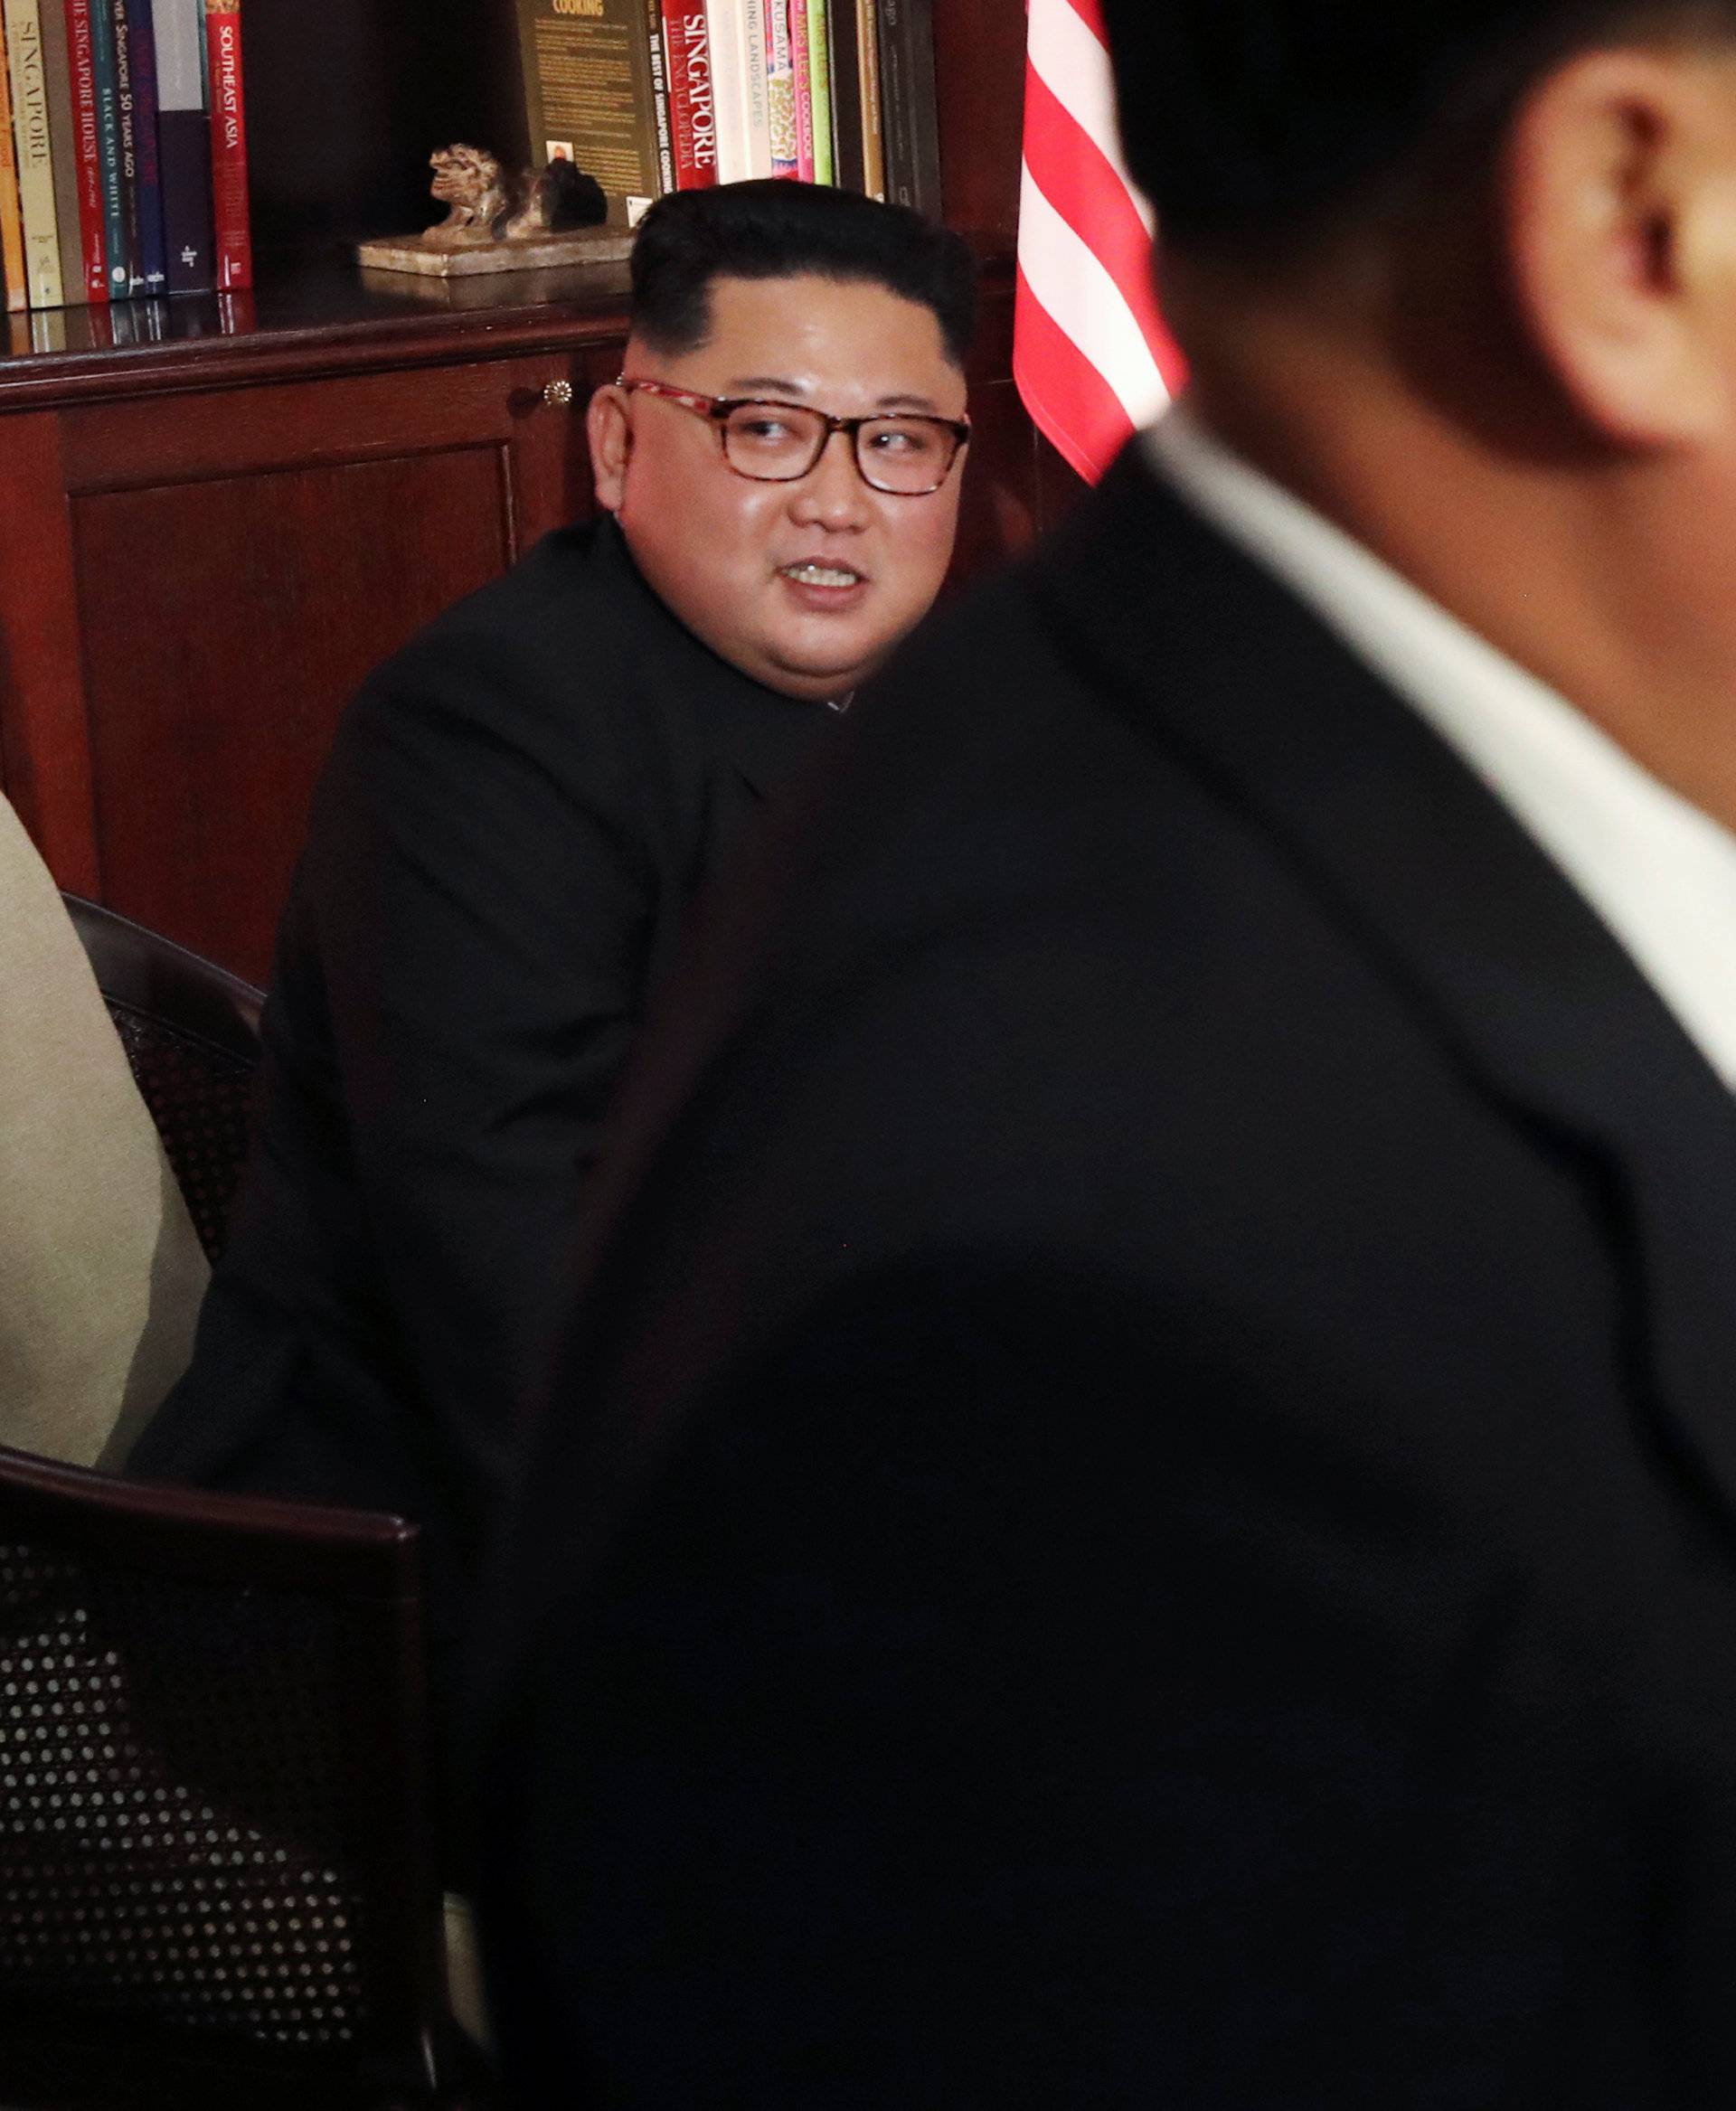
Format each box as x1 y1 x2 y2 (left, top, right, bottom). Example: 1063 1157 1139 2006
857 417 958 494
722 402 827 480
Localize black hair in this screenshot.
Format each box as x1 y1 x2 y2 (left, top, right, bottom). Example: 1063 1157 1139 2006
1099 0 1736 259
628 179 977 368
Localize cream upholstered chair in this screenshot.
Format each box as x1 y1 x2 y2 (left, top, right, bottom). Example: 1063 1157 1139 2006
0 796 210 1466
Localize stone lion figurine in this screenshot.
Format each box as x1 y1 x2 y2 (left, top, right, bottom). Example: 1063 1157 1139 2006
423 145 512 247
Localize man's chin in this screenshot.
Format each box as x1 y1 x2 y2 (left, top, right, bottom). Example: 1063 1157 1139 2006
761 640 882 702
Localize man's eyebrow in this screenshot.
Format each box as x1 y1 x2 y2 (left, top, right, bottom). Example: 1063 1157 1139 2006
722 376 949 414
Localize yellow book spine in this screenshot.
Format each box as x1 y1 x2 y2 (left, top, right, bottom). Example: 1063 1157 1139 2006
4 0 63 306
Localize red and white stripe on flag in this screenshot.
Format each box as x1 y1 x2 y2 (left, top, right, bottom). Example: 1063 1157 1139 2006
1014 0 1185 485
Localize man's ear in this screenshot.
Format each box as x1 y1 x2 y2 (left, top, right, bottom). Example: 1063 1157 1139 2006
1504 46 1736 447
588 384 633 513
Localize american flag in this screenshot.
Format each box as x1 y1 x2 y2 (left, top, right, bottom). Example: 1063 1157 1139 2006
1014 0 1184 485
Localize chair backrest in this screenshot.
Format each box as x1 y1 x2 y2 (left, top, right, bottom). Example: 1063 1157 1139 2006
61 895 266 1263
0 1445 451 2109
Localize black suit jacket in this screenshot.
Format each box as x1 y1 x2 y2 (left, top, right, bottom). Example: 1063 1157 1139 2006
476 449 1736 2106
129 517 832 1675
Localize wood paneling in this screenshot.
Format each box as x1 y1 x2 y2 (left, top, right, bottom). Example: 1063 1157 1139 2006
0 413 100 891
74 448 517 978
933 0 1024 241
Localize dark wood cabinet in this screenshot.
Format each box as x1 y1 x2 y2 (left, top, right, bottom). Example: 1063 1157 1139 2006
0 0 1054 983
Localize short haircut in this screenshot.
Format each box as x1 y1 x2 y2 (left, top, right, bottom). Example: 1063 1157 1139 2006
628 179 977 369
1100 0 1736 261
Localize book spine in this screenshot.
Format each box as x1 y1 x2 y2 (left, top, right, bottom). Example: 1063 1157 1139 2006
203 0 248 286
0 6 29 308
108 0 140 287
874 0 937 214
703 0 749 183
763 0 794 177
152 0 208 290
788 0 812 182
805 0 830 184
87 0 124 290
642 0 674 196
5 0 65 304
59 0 105 295
739 0 770 177
826 0 863 193
513 0 663 228
661 2 717 188
854 0 882 199
126 0 164 285
37 0 84 297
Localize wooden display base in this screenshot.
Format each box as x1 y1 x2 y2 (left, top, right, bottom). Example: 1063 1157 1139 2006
354 228 635 278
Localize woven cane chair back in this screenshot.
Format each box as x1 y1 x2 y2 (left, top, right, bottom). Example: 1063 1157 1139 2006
61 895 264 1261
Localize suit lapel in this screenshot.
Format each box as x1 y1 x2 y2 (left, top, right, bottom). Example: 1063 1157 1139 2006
1032 445 1736 1523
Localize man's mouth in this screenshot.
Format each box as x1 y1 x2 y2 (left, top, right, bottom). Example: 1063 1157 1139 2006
778 561 867 589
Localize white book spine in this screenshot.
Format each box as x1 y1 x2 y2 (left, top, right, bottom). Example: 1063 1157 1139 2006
5 0 63 306
740 0 772 178
703 0 751 184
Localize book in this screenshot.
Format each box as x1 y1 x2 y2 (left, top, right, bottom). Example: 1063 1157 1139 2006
58 0 108 297
112 0 166 292
89 0 127 294
854 0 882 200
826 0 864 193
152 0 209 290
788 0 812 183
4 0 66 305
804 0 831 184
874 0 937 214
763 0 795 177
108 0 139 286
128 0 165 287
38 0 86 297
702 0 750 184
660 2 717 188
513 0 665 229
203 0 250 287
739 0 771 177
0 7 29 309
641 0 674 195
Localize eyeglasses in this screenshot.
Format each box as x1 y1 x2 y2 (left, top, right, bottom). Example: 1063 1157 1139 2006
616 376 970 495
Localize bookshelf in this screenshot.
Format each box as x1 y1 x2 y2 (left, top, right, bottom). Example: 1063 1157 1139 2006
0 0 1062 983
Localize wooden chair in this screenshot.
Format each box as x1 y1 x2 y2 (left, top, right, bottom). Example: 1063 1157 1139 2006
0 1443 471 2108
60 894 265 1263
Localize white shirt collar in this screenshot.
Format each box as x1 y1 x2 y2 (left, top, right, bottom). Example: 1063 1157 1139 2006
1144 406 1736 1093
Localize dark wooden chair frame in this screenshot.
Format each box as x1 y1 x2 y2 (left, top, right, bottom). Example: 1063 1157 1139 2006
0 1445 457 2109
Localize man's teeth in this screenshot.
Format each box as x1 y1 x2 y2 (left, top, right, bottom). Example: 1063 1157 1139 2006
782 562 862 587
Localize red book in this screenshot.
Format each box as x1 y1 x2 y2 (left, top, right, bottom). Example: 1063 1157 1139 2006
660 3 718 188
203 0 250 289
63 0 109 299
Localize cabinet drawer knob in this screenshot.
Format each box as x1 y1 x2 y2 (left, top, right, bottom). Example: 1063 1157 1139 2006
542 379 574 408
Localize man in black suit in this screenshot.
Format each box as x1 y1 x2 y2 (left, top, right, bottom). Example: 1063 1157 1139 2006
476 4 1736 2104
127 181 974 1713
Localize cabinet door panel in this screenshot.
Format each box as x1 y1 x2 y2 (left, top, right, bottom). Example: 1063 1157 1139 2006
59 350 600 979
74 447 511 980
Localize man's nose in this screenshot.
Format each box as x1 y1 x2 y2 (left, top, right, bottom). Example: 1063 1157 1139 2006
788 428 872 527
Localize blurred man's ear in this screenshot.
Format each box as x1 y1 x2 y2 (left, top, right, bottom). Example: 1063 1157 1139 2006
588 383 634 512
1505 46 1736 447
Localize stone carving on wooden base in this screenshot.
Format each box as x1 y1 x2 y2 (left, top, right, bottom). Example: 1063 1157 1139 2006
356 146 635 278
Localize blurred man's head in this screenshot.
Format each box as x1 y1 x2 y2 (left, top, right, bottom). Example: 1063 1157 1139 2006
589 181 976 702
1099 0 1736 824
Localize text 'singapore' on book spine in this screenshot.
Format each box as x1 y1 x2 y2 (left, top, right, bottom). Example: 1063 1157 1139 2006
4 0 67 305
661 2 717 188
